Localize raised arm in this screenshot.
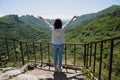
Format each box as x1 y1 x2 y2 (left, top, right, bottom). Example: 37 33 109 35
63 16 78 29
38 16 53 30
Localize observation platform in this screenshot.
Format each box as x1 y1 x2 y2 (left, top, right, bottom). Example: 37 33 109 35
0 63 85 80
1 36 120 80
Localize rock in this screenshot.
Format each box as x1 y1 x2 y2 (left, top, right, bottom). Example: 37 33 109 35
0 63 38 80
0 67 16 73
5 69 22 76
15 74 39 80
0 73 9 80
0 69 22 80
21 63 36 72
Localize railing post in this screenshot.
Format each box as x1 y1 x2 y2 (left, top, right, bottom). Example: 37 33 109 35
65 44 67 65
26 42 29 61
0 39 1 66
108 39 114 80
33 42 36 62
86 44 89 68
20 41 25 65
40 43 43 64
0 55 2 66
5 38 10 61
93 43 97 77
84 44 86 67
99 41 103 80
13 40 17 61
73 44 76 66
48 43 50 70
64 44 68 72
89 44 92 67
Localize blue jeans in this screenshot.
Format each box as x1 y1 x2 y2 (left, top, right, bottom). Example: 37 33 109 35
52 44 64 69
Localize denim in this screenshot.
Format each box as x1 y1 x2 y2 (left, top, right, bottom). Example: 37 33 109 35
52 44 64 69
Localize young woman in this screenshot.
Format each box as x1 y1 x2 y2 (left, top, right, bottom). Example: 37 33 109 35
38 16 78 72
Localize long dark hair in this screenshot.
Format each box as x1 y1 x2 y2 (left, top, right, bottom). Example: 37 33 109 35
54 18 62 29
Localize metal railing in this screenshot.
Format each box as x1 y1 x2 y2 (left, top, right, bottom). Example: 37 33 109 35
0 37 84 68
84 36 120 80
0 36 120 80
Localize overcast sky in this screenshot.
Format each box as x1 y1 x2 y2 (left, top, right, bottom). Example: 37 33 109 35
0 0 120 19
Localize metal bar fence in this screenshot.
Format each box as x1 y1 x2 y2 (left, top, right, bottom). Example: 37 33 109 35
0 36 120 80
0 38 84 67
84 36 120 80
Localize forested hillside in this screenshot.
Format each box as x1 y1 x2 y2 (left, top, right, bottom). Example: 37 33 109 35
0 15 50 42
65 5 120 43
0 5 120 43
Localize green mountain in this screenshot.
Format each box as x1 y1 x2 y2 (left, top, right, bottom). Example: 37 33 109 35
0 15 50 42
0 5 120 43
65 5 120 43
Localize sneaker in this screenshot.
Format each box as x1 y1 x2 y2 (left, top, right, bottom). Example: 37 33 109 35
58 66 62 72
55 67 58 72
58 68 62 72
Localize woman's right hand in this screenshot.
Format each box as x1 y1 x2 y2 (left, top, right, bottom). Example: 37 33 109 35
38 16 43 19
73 16 78 18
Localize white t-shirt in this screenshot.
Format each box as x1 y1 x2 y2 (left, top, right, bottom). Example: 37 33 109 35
52 29 64 44
44 20 71 45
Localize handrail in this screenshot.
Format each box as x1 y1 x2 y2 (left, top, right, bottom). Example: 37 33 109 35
0 37 85 45
1 36 120 44
85 36 120 44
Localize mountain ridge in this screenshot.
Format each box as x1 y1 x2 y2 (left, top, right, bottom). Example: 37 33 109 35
0 5 120 42
65 5 120 43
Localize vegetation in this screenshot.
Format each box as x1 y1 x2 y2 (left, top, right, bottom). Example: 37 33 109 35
65 5 120 43
0 14 51 42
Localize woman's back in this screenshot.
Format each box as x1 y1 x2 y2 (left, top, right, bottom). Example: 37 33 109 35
52 29 65 45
